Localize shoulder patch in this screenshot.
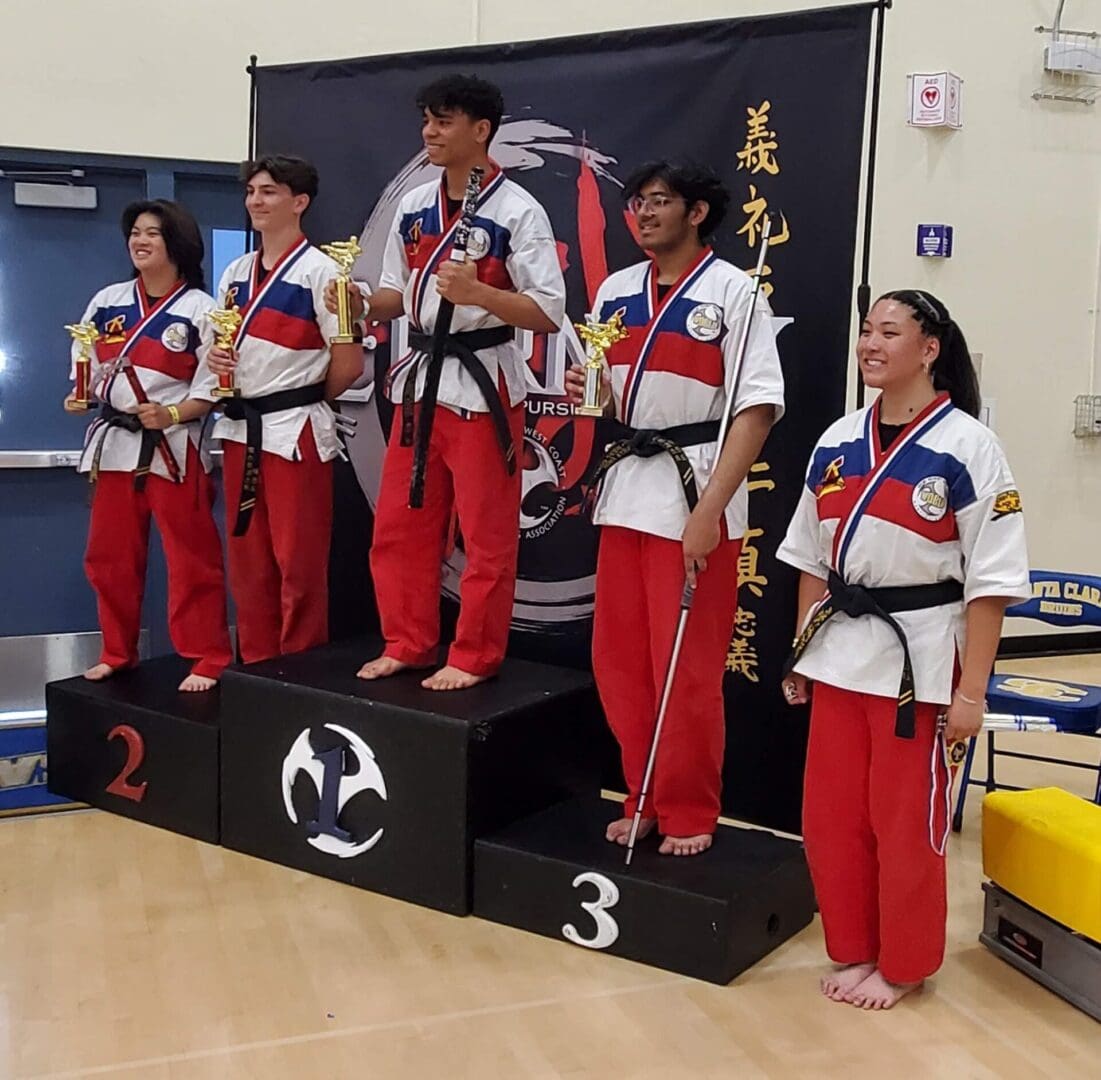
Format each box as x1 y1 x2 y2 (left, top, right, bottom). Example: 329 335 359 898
817 456 846 498
992 488 1022 520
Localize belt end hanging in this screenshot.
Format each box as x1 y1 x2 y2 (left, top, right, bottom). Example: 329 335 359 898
895 690 917 738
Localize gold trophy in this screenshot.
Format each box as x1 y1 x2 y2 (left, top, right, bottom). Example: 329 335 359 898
208 306 244 399
574 308 629 417
65 322 101 411
321 235 364 345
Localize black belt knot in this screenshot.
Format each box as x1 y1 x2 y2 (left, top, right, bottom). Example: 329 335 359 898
624 428 668 457
586 419 720 514
212 382 327 536
402 326 516 509
783 570 964 738
89 404 169 492
825 571 885 621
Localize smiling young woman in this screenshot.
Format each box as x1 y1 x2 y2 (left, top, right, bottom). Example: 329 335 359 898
63 199 231 693
777 290 1030 1009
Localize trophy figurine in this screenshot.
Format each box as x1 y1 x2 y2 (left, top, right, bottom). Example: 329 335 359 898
208 306 244 398
64 322 101 411
574 307 629 417
321 235 364 345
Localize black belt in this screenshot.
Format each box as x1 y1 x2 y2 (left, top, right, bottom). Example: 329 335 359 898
403 326 516 509
90 404 174 492
217 382 327 536
587 419 720 513
784 570 964 738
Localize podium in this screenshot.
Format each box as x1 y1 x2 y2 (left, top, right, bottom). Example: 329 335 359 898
45 656 221 843
473 797 816 983
45 639 818 985
219 639 603 914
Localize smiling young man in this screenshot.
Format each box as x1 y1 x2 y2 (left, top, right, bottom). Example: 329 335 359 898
206 155 362 664
565 161 784 856
331 74 566 691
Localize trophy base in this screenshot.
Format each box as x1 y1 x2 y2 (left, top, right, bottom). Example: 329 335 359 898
573 404 606 418
213 387 242 400
70 400 94 412
330 333 359 345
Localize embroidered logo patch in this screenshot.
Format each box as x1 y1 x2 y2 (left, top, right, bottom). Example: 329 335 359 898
465 226 491 261
992 488 1022 520
103 314 127 343
161 322 189 353
818 456 846 498
912 476 949 521
685 303 722 342
947 740 969 766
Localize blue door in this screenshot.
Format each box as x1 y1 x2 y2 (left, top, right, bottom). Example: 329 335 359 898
0 162 147 664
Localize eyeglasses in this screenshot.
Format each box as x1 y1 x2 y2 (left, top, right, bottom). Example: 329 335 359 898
627 194 685 215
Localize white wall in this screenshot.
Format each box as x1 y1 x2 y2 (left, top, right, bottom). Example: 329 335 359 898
4 0 1100 577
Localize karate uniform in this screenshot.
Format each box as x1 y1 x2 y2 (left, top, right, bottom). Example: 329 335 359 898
589 248 784 836
777 392 1031 981
211 237 342 663
370 166 565 675
74 279 231 679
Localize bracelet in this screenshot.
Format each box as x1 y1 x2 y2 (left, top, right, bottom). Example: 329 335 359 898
954 689 982 706
166 404 181 426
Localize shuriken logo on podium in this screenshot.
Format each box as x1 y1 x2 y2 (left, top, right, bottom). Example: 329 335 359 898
281 724 388 858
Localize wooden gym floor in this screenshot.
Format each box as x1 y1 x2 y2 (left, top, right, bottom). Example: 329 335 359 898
3 655 1099 1079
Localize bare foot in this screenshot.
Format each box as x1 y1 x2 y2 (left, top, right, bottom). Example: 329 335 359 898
83 663 116 682
421 665 488 691
178 673 217 693
847 969 923 1009
821 962 876 1002
606 816 656 845
659 833 713 856
357 655 411 680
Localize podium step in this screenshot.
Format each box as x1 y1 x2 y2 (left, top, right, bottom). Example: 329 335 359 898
473 797 815 984
45 656 220 842
219 638 602 915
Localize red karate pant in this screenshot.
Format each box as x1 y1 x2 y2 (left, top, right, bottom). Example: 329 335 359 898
370 397 524 676
84 442 232 679
802 681 949 983
592 524 742 837
222 424 332 664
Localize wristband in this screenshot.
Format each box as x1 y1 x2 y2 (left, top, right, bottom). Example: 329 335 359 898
166 404 181 426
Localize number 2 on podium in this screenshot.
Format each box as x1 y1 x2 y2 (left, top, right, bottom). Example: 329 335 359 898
105 725 149 803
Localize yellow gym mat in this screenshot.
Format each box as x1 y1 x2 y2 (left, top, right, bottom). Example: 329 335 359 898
982 787 1101 943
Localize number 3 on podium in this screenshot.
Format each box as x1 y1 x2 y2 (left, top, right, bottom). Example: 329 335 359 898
562 871 621 949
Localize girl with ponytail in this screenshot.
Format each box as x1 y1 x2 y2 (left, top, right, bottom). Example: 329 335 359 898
877 290 981 418
774 290 1031 1009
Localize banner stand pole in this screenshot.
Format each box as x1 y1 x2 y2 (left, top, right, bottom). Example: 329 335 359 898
855 0 892 408
245 53 259 253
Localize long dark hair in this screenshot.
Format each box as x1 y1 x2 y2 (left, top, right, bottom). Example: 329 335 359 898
121 199 206 290
877 289 981 418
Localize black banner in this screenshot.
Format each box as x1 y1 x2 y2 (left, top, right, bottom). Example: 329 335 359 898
256 4 873 833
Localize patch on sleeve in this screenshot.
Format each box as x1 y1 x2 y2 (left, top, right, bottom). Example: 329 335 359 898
992 488 1023 520
817 456 845 498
